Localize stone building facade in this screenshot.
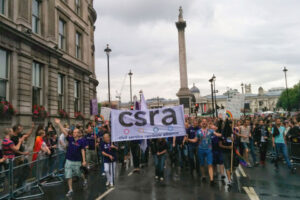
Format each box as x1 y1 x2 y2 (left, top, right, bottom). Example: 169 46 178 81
191 85 284 114
0 0 98 131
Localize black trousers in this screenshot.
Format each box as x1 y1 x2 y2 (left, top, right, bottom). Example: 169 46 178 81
260 142 268 162
130 142 140 168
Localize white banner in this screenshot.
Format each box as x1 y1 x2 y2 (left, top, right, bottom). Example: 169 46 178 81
111 105 186 142
101 107 111 121
226 93 245 119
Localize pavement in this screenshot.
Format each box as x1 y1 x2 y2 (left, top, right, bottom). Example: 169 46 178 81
37 158 300 200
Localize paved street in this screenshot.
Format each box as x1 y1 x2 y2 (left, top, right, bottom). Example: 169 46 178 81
40 158 300 200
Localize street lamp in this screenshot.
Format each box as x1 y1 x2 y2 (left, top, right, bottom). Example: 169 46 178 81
241 83 244 94
212 74 218 117
128 70 133 105
283 67 291 115
104 44 111 107
209 77 215 118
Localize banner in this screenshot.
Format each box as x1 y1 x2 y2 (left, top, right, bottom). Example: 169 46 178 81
101 107 111 121
226 93 245 119
111 105 186 142
90 99 98 115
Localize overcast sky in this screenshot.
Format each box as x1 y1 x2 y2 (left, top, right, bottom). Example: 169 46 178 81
93 0 300 102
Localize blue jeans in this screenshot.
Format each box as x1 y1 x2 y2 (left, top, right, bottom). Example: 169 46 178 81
188 144 199 172
58 150 66 170
154 154 166 178
275 143 292 168
249 138 257 164
174 144 183 167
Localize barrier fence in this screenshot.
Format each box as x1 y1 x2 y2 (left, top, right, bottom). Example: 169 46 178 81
0 151 65 200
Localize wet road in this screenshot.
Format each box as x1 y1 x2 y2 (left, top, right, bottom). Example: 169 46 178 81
40 159 300 200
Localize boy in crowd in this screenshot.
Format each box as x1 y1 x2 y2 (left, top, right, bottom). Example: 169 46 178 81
101 133 118 187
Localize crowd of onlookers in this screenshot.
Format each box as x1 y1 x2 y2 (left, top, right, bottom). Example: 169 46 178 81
0 114 299 197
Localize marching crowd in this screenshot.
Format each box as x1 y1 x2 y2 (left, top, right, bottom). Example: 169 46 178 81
0 114 299 197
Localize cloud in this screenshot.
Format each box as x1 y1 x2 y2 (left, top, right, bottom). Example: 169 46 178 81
94 0 300 102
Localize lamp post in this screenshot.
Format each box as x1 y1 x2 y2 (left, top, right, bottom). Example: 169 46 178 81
209 77 215 118
241 83 244 94
104 44 111 107
283 67 290 115
128 70 133 105
212 74 218 117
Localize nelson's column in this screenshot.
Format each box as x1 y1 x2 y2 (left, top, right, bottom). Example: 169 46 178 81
176 7 192 114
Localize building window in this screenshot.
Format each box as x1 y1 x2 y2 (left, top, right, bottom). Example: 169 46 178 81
0 48 9 101
58 19 66 50
74 80 80 112
0 0 5 15
58 74 64 110
32 0 41 34
75 32 81 59
75 0 80 15
32 62 42 106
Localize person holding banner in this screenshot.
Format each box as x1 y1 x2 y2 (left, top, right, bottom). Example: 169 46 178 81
130 140 141 172
151 138 168 181
189 119 222 186
186 119 200 175
219 119 234 186
101 133 118 187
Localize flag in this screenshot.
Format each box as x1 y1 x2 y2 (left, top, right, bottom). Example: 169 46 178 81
234 148 248 167
133 95 140 110
140 93 147 110
140 92 148 153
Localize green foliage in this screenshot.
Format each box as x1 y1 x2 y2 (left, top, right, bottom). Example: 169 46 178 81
277 82 300 111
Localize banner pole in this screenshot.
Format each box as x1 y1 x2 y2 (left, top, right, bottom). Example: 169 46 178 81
230 120 235 174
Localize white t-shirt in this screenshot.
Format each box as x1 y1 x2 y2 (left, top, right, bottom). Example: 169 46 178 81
240 126 250 143
58 133 67 151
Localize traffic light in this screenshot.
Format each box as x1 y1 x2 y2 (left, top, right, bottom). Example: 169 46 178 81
130 105 134 110
195 103 199 113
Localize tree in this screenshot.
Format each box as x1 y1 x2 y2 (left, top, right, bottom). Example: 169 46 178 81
277 82 300 111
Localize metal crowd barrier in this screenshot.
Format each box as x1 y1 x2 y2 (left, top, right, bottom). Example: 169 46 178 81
0 151 66 200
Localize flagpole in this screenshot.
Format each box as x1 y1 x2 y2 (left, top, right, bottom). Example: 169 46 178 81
230 120 235 174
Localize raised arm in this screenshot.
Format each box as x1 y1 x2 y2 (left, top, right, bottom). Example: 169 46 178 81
54 118 68 136
23 122 35 139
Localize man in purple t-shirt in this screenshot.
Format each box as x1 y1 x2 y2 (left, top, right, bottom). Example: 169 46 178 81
55 118 87 197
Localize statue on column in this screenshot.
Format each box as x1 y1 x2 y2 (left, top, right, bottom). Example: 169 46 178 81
179 6 183 20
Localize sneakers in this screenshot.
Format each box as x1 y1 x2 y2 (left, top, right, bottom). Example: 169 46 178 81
210 180 215 186
155 176 159 180
201 176 207 182
106 181 110 186
291 167 296 174
160 177 164 181
83 180 88 188
66 190 73 197
221 175 226 180
110 183 114 187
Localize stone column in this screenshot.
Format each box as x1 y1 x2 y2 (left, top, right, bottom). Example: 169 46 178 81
175 7 192 114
